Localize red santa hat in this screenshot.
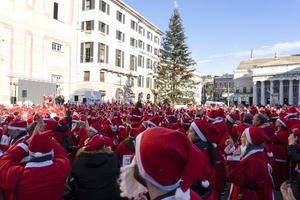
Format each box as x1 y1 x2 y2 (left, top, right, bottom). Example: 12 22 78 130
43 119 58 131
29 130 54 158
84 135 107 151
135 127 208 199
276 117 288 127
72 115 80 123
143 116 163 128
8 119 27 131
191 119 217 146
89 122 101 134
286 106 298 115
244 127 271 145
226 113 239 124
58 118 68 126
249 106 258 116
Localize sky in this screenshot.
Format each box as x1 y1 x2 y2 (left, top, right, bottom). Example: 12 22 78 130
123 0 300 75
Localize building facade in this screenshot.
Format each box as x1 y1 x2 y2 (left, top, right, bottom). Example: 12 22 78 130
213 74 234 104
0 0 78 105
192 71 202 105
234 55 300 106
72 0 163 103
201 75 215 103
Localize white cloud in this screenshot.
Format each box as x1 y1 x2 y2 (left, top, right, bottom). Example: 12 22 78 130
197 40 300 75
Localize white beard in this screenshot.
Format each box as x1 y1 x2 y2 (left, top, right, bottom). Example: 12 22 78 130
119 159 148 200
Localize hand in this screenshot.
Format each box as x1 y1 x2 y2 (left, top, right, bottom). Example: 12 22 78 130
225 138 234 147
288 134 297 146
280 181 296 200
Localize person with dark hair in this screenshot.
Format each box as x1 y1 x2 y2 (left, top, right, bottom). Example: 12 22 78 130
71 135 121 200
271 118 289 189
187 119 217 199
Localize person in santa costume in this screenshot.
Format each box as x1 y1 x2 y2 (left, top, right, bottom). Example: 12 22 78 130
225 127 274 200
119 127 207 200
187 119 218 199
0 126 9 157
271 118 290 189
0 120 71 200
71 134 121 200
6 119 28 151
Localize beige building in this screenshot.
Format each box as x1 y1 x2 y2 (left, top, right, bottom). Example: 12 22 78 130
0 0 78 105
234 54 300 106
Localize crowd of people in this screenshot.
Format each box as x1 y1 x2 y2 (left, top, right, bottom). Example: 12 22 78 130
0 101 299 200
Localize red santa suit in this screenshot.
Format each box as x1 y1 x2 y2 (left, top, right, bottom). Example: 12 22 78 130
271 118 289 189
226 127 274 200
0 130 71 200
6 119 28 152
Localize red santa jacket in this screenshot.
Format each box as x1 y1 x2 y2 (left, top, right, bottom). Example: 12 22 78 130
271 130 289 161
0 140 71 200
226 149 274 200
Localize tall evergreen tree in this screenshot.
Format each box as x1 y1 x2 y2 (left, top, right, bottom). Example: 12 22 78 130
156 8 197 104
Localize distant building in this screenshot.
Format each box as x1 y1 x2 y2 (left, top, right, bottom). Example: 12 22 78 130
234 54 300 106
213 74 234 104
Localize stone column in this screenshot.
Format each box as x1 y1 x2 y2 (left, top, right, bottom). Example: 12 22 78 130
279 80 284 105
270 80 274 105
253 81 257 105
261 81 265 105
289 79 293 105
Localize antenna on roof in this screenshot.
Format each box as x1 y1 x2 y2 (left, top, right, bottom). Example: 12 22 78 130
174 0 178 9
249 49 254 60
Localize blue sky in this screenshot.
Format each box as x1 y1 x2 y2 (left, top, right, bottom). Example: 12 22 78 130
123 0 300 75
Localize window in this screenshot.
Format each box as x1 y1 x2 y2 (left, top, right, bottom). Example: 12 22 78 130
116 11 125 24
100 71 105 82
138 55 144 68
130 55 137 71
82 0 95 11
115 49 124 68
146 58 152 69
74 95 79 102
147 31 153 40
81 20 94 31
130 77 135 87
98 43 109 63
138 76 144 87
99 21 109 34
154 48 158 56
139 26 145 36
99 0 110 14
116 30 125 42
154 36 160 44
80 42 94 63
146 77 151 88
53 2 58 20
52 42 62 52
147 44 152 53
138 40 145 49
131 20 138 31
130 38 137 48
83 71 90 81
243 87 247 93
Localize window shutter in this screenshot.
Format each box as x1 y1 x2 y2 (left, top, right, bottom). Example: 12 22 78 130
91 20 94 30
80 43 84 63
81 22 84 31
106 45 109 64
82 0 85 11
106 25 109 35
91 0 95 9
107 4 110 14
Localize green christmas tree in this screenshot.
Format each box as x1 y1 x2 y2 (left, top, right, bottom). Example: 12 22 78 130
157 8 197 104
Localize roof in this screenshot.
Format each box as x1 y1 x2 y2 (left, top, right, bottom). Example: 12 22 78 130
237 55 300 70
112 0 163 35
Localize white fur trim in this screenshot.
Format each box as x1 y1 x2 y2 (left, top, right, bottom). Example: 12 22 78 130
18 143 29 152
0 135 9 145
191 122 207 142
241 149 264 161
267 152 273 158
25 160 53 168
29 150 54 158
226 155 240 161
89 126 98 133
175 188 190 200
211 117 224 124
244 128 252 144
7 126 26 131
226 115 234 123
276 118 287 127
201 180 210 188
146 120 157 128
212 143 218 148
135 133 181 191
